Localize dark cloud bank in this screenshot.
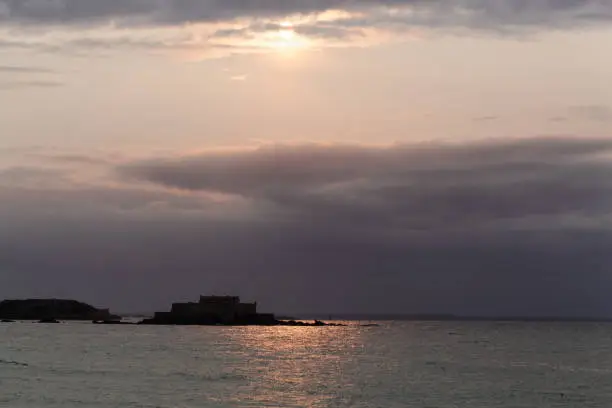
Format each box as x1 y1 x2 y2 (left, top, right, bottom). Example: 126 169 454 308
2 136 612 316
2 0 612 29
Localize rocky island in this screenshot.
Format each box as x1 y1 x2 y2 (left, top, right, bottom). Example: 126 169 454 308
138 295 344 326
0 299 119 322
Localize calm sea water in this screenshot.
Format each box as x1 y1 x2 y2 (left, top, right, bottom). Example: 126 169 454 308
2 321 612 407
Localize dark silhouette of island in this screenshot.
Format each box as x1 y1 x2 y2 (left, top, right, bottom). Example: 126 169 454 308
0 299 119 321
5 297 607 326
138 295 344 326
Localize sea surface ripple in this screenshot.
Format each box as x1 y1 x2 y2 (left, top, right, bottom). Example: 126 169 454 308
2 321 612 407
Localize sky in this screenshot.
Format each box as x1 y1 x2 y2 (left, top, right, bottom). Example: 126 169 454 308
0 0 612 316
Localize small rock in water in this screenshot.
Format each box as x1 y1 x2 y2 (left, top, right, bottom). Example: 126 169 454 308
38 318 60 324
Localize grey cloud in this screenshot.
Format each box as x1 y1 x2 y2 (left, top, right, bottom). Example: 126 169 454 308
120 137 612 231
212 21 361 41
0 166 67 185
31 153 113 165
1 0 612 30
0 0 414 25
3 136 612 315
0 35 264 55
0 65 54 73
3 213 612 315
473 116 499 122
549 116 568 122
0 65 61 88
292 23 363 40
0 79 63 89
2 0 612 55
0 184 220 216
569 105 612 122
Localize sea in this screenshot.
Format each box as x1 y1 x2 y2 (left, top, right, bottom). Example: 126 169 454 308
2 321 612 407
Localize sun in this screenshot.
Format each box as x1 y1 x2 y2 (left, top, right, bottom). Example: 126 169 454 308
265 22 310 52
272 29 309 51
277 28 296 42
276 29 306 50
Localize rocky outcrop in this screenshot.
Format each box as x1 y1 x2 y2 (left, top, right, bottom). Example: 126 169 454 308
137 313 280 326
38 318 60 324
277 320 346 327
136 294 348 327
93 320 135 325
137 317 346 327
0 299 119 321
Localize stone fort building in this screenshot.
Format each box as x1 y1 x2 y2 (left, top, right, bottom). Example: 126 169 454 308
150 295 276 325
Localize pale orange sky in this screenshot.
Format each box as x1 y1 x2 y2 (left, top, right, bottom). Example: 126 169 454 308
0 2 611 152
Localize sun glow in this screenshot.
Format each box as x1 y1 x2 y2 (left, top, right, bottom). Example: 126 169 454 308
265 21 310 52
277 28 296 42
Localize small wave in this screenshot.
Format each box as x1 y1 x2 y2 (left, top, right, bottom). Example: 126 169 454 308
0 359 28 367
218 373 249 381
170 371 248 382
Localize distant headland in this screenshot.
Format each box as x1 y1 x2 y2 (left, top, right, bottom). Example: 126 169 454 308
0 299 118 322
0 296 344 326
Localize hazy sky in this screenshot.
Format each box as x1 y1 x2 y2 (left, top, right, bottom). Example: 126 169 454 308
1 0 612 315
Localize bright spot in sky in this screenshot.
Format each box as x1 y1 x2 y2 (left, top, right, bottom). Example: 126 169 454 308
270 28 310 52
277 29 296 41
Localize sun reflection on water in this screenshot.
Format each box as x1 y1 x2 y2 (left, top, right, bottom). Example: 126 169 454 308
220 325 365 406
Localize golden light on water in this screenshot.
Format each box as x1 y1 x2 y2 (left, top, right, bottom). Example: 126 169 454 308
220 324 363 406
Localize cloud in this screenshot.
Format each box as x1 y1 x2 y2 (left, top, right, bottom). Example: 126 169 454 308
0 65 54 73
0 79 63 89
0 27 286 58
3 136 612 315
119 137 612 231
549 116 568 123
32 153 114 166
2 1 612 56
473 116 499 122
0 1 611 29
569 105 612 122
0 65 60 89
